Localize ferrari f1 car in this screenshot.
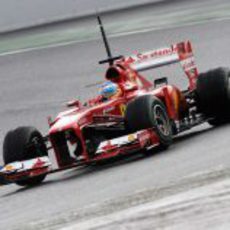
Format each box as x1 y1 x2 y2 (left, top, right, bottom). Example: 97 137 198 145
1 16 230 186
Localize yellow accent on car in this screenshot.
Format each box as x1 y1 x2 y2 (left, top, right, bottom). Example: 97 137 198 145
120 104 126 116
4 165 14 171
128 134 135 142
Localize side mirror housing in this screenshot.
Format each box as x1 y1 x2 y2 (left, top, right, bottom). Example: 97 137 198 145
67 100 81 108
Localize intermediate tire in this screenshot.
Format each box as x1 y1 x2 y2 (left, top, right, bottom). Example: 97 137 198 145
125 95 172 149
3 126 48 186
196 67 230 126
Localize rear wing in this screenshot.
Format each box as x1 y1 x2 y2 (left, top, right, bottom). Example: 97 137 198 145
123 41 198 90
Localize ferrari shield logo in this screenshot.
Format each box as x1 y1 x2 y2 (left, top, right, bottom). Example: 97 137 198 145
120 104 126 116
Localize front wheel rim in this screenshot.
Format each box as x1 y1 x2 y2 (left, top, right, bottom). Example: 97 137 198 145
153 104 170 136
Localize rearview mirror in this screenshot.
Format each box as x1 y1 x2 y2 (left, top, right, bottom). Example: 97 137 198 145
67 100 81 108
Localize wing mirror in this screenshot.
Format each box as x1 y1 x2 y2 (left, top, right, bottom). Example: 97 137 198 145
67 100 81 108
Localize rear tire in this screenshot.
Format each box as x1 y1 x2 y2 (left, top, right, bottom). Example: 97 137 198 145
125 95 172 149
196 67 230 126
3 126 48 186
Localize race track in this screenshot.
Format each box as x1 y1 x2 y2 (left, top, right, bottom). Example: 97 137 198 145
0 0 230 229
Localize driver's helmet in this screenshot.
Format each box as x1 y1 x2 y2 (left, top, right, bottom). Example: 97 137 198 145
99 81 119 99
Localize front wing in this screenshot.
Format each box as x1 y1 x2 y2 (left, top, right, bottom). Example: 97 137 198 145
0 157 51 185
0 129 160 186
93 129 160 160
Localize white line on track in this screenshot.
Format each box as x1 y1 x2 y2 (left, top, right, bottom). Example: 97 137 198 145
0 17 229 58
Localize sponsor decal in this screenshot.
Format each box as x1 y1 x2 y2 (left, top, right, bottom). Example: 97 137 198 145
96 133 138 154
103 106 115 115
125 47 178 65
181 57 195 71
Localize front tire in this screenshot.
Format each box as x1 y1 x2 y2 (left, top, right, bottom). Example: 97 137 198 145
3 126 48 186
125 95 172 149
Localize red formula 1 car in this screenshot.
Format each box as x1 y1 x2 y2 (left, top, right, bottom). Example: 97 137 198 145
1 17 230 186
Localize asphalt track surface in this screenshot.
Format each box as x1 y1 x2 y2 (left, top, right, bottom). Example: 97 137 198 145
0 1 230 230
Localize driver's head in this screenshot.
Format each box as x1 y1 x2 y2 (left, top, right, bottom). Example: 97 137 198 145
99 81 119 99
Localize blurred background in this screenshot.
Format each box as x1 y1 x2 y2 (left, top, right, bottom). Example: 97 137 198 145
0 0 160 32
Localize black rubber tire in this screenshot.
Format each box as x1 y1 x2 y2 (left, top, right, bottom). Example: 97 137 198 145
196 67 230 126
3 126 48 186
125 95 172 149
